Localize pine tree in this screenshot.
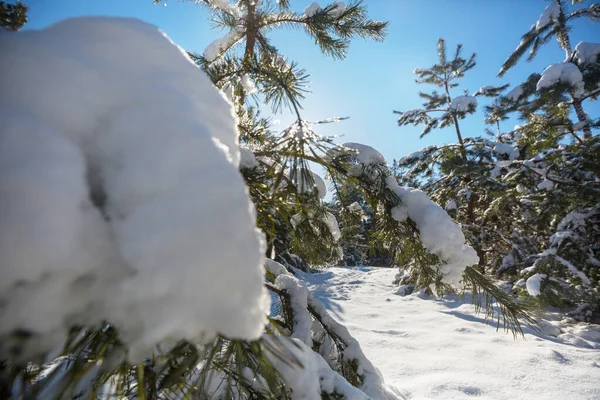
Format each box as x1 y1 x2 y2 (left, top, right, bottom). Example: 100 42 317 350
394 38 509 270
483 0 600 320
0 1 28 31
4 2 538 399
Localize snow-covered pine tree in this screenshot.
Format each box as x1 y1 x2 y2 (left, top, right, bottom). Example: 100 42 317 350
484 0 600 321
393 38 511 273
2 2 536 399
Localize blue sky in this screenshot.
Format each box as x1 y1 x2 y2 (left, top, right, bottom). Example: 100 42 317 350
24 0 600 163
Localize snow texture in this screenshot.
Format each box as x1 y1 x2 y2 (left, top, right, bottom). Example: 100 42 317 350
329 2 346 18
575 41 600 65
391 205 409 222
295 169 327 199
574 41 600 65
537 62 584 98
240 74 257 94
398 151 424 165
239 147 258 169
449 95 477 112
535 4 560 30
526 273 547 296
342 142 386 165
445 199 457 211
385 177 479 285
204 30 241 62
537 178 554 191
474 85 494 96
304 2 321 17
267 263 399 400
0 17 269 362
505 85 524 102
493 142 519 160
301 266 600 400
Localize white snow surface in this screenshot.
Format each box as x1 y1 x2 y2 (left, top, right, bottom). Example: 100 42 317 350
449 95 477 112
574 41 600 65
535 4 560 30
299 266 600 400
0 17 269 362
537 62 584 98
386 177 479 286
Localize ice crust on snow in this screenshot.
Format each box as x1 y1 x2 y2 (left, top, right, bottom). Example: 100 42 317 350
449 95 477 112
385 177 479 285
574 41 600 65
0 17 269 362
537 62 584 98
535 4 560 30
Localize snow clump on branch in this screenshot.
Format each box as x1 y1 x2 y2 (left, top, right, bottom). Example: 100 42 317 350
0 17 269 362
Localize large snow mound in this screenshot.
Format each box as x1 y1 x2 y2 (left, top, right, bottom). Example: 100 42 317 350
0 17 269 362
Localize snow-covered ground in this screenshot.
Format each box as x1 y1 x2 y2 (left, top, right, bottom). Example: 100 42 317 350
299 267 600 400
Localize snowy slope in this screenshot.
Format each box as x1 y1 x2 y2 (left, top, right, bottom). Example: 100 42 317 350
299 267 600 400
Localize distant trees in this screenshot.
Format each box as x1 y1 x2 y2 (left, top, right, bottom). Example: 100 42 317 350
394 1 599 322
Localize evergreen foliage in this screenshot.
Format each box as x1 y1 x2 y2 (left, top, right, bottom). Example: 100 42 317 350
4 1 562 399
394 1 599 329
0 1 28 31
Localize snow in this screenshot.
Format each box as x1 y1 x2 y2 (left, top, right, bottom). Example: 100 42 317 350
329 2 346 18
474 85 494 96
204 30 241 62
322 211 342 241
0 17 269 362
536 62 585 98
398 151 424 165
391 205 409 222
304 2 321 17
493 142 520 160
240 74 256 94
342 142 386 165
300 266 600 400
535 4 560 30
295 169 327 199
267 263 400 399
449 95 477 112
445 199 457 211
386 177 479 286
505 85 524 101
526 273 547 296
537 178 554 191
574 41 600 65
239 147 258 169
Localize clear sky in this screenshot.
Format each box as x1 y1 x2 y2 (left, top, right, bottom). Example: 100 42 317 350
23 0 600 163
